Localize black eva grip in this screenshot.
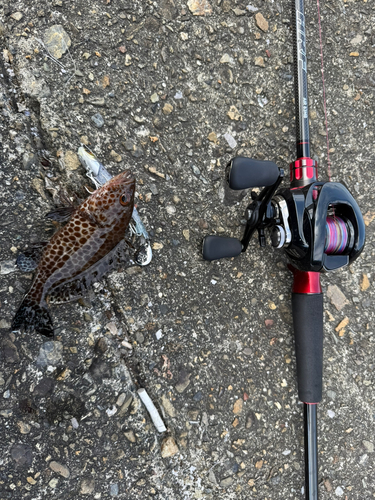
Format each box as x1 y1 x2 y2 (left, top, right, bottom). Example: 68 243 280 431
292 293 324 403
202 236 242 261
228 157 280 190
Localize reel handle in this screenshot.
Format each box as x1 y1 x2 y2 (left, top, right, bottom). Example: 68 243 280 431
228 157 280 190
202 236 242 261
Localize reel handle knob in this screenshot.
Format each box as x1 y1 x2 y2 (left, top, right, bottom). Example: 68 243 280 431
202 236 242 261
228 157 280 190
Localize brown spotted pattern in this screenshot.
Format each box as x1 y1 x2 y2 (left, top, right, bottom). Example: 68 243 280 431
12 171 135 336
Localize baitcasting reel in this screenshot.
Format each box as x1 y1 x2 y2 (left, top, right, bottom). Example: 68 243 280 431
203 157 366 271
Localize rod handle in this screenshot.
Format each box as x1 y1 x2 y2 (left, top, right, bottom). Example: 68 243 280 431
228 157 280 190
292 293 323 403
202 236 242 261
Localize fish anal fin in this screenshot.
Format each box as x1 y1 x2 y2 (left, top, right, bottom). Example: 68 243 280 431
49 240 131 303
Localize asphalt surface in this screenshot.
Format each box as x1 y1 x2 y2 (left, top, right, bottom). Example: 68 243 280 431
0 0 374 499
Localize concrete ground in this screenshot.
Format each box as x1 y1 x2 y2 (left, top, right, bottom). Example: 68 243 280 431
0 0 374 498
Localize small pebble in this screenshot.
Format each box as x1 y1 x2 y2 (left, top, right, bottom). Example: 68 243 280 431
91 113 105 128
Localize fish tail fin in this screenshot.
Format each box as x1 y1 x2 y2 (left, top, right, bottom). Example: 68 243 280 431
11 296 54 338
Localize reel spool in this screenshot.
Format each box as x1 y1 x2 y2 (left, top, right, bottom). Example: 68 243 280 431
202 157 365 273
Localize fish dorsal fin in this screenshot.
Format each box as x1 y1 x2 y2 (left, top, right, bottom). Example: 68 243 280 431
48 239 132 303
16 242 49 272
45 206 76 223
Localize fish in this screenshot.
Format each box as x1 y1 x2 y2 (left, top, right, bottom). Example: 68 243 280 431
11 170 135 338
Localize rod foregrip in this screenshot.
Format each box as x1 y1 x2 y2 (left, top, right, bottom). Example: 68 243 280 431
292 292 323 403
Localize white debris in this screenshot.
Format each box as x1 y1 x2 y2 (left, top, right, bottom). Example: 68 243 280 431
335 486 344 496
223 133 237 149
155 329 163 340
106 405 118 417
71 418 79 429
138 388 167 433
282 449 291 456
327 410 335 418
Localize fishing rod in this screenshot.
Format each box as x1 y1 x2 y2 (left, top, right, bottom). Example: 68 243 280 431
202 0 365 497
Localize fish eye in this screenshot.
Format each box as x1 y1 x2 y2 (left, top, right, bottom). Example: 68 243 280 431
120 193 130 206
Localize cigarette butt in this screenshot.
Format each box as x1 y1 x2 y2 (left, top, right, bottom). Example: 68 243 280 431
137 388 166 433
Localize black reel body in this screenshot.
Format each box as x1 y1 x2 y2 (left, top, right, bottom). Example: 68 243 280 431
202 157 365 272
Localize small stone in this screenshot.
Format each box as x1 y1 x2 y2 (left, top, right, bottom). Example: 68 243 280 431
11 12 23 21
44 25 71 59
49 461 70 478
11 443 33 467
36 342 63 367
323 478 333 492
175 368 191 393
161 395 177 417
183 229 190 241
233 398 243 414
335 317 349 332
110 483 119 496
89 97 106 107
162 103 173 115
227 106 241 120
150 93 159 103
363 440 374 453
161 436 179 458
122 429 136 442
327 285 349 311
1 339 19 363
32 178 47 200
255 56 265 67
89 358 111 380
110 150 122 162
220 53 233 64
363 211 375 226
27 476 37 485
193 391 203 402
49 478 59 488
255 12 269 32
350 35 363 45
64 151 80 171
80 478 95 495
220 477 233 487
17 421 31 434
327 410 335 418
0 260 16 275
166 205 176 215
91 113 105 128
335 486 344 497
255 459 263 469
125 54 132 66
208 131 218 143
152 242 163 250
360 274 370 291
187 0 213 16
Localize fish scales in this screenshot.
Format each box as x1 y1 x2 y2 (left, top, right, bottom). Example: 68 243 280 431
11 170 135 337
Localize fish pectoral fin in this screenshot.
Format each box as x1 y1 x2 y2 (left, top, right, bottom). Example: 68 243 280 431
48 239 131 303
16 242 49 272
45 206 76 223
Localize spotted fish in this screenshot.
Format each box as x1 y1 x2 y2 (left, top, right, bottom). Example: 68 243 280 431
12 170 135 337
